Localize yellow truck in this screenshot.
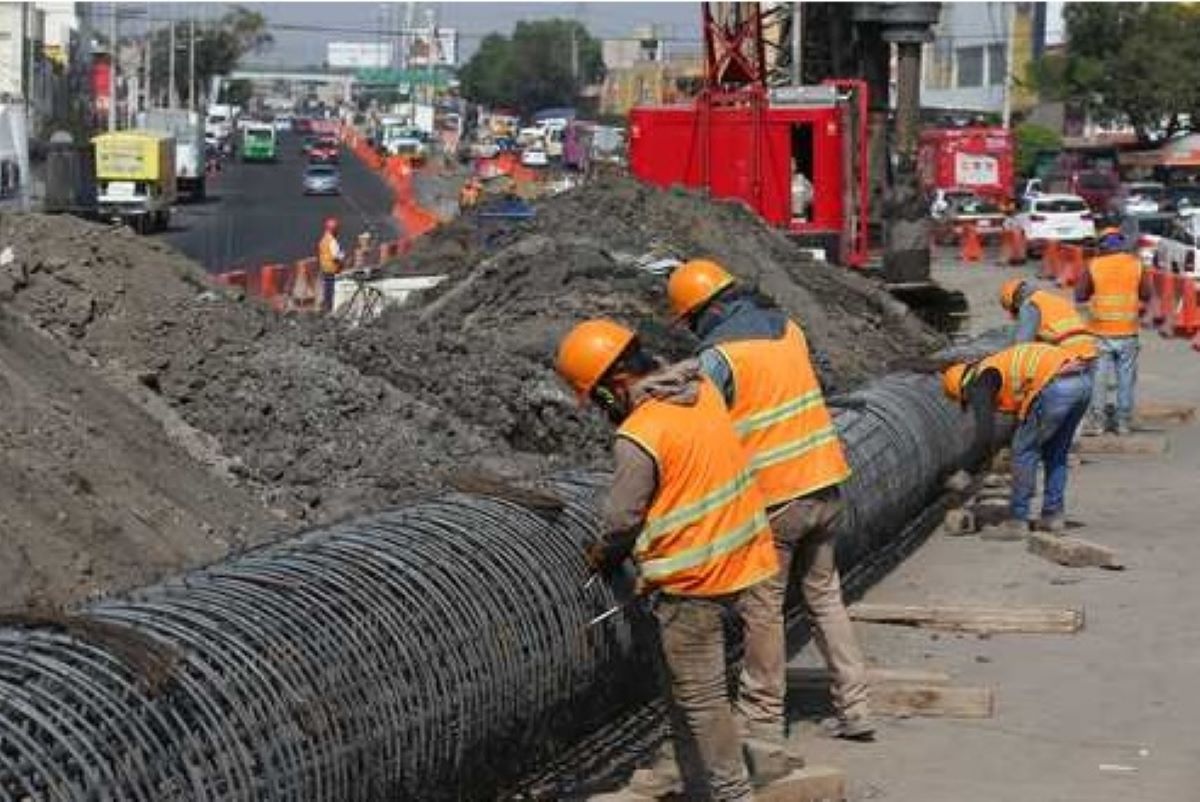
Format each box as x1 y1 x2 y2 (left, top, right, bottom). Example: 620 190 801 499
92 130 177 233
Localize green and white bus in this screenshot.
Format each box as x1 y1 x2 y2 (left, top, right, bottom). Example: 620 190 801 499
242 123 277 162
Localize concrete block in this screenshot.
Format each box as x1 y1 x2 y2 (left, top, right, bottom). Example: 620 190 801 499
1135 402 1196 425
1073 433 1168 456
944 469 972 493
755 765 847 802
1027 532 1124 570
940 508 977 536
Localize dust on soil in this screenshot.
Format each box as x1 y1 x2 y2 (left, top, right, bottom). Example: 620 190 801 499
0 177 941 609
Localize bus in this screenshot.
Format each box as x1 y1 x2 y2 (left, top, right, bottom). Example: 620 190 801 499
241 123 277 163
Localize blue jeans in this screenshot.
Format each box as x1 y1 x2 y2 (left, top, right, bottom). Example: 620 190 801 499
1011 373 1093 520
322 275 336 312
1090 336 1139 428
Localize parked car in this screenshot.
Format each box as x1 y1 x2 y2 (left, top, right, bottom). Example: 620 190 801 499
1007 193 1097 256
302 163 340 195
1154 214 1200 282
521 145 549 167
930 190 1006 243
1109 181 1165 216
1163 183 1200 216
1118 212 1175 267
308 138 340 164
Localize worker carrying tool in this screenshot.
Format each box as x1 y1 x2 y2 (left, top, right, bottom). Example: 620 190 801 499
1075 227 1152 436
999 279 1098 360
667 259 873 752
556 319 780 802
317 217 345 313
942 342 1093 536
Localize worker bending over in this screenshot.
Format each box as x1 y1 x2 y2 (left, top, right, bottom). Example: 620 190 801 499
668 260 872 747
1075 227 1152 435
999 279 1097 361
556 319 781 801
942 343 1093 536
317 217 345 313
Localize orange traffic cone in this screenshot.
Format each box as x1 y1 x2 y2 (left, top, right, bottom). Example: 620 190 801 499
960 223 983 263
1009 227 1027 264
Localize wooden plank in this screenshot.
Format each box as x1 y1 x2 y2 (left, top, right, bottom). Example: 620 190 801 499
755 765 847 802
787 666 951 689
849 602 1084 634
1027 532 1124 569
870 684 995 719
1136 402 1196 424
1073 433 1168 455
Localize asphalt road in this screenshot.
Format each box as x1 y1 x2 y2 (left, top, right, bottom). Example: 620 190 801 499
160 130 399 273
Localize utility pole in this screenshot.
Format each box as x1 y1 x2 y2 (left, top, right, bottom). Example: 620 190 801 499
108 2 117 131
1001 2 1016 129
144 2 151 107
570 26 579 83
168 18 175 108
189 17 196 111
790 3 802 85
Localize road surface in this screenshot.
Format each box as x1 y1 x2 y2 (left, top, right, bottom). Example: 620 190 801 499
161 130 399 273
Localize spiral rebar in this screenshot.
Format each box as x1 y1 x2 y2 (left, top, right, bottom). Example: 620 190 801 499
0 368 995 801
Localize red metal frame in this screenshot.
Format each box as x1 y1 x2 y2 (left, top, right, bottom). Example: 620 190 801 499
823 79 869 268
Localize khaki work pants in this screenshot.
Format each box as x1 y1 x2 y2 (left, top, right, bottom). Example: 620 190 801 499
654 593 754 802
738 490 870 739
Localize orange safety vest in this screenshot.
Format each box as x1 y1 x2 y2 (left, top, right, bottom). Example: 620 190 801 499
318 232 342 276
1087 253 1142 337
971 343 1076 419
713 321 852 507
618 378 778 597
1026 290 1097 360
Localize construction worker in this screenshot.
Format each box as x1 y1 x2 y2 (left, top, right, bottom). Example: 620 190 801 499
1075 227 1152 435
458 176 482 211
666 260 872 750
317 217 344 313
556 319 780 801
999 279 1098 361
942 342 1093 535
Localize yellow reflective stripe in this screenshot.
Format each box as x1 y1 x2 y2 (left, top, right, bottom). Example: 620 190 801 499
637 471 756 549
733 389 823 436
639 510 769 581
749 427 840 473
1007 345 1041 398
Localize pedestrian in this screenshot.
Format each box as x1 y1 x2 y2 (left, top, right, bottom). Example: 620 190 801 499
555 319 780 802
942 342 1093 535
317 217 344 313
1075 227 1152 435
667 259 873 752
998 278 1098 361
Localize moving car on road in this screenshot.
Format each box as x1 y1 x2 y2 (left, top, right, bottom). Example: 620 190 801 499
1164 183 1200 216
1119 212 1174 267
930 189 1006 244
1007 193 1096 256
1108 181 1165 216
308 138 340 164
302 163 340 196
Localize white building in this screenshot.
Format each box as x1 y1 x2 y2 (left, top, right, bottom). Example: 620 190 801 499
0 2 78 133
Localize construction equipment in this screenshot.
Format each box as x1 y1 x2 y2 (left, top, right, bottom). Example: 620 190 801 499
918 126 1015 210
92 129 177 233
138 108 207 201
628 3 869 267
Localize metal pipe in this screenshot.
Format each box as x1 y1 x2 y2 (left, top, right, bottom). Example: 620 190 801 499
0 365 994 799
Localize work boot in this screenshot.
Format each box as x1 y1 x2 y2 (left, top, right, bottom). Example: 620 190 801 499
981 518 1028 541
743 736 794 788
627 743 682 799
1116 421 1133 436
1078 418 1104 437
1038 514 1066 535
821 712 876 741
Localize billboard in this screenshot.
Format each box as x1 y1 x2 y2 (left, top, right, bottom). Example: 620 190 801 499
327 42 391 70
400 29 458 67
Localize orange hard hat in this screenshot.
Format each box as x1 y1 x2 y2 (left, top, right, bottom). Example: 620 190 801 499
556 319 636 398
324 217 340 232
999 278 1026 314
942 362 970 403
667 259 735 320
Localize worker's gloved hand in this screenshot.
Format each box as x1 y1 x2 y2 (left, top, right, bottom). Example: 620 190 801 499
584 540 624 575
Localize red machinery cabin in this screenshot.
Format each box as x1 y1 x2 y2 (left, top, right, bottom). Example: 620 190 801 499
629 82 869 266
917 126 1014 208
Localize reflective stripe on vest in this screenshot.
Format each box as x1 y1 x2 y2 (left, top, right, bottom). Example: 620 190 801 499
619 379 777 596
1028 291 1097 360
1088 254 1142 337
714 321 851 507
977 342 1073 419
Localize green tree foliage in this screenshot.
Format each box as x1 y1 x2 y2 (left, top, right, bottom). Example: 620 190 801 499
1014 122 1062 177
148 6 272 106
458 19 604 114
1029 3 1200 143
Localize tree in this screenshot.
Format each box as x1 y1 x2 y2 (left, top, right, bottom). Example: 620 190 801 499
148 6 272 107
1014 122 1062 177
458 19 604 115
1028 3 1200 143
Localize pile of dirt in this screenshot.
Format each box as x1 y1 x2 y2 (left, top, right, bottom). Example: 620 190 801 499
0 178 942 609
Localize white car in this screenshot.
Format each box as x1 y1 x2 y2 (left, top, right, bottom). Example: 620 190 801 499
1154 215 1200 282
272 114 293 133
521 146 549 167
1109 181 1165 216
1007 193 1096 256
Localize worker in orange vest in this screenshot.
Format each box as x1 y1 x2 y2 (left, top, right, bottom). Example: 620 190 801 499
1075 228 1152 435
666 260 871 753
458 176 482 211
557 319 780 801
943 342 1093 535
317 217 345 312
999 279 1098 361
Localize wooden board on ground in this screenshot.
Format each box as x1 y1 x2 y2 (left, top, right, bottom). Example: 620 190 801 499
1073 433 1168 455
755 765 847 802
1027 532 1124 569
849 602 1084 634
870 684 994 719
1136 402 1196 425
787 666 951 689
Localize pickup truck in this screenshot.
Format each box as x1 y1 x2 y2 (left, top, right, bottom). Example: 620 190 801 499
1154 215 1200 283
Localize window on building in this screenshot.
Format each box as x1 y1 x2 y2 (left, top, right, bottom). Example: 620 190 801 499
988 44 1007 86
926 40 954 90
957 46 984 88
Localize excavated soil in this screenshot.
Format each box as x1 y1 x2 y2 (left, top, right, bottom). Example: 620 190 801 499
0 178 941 609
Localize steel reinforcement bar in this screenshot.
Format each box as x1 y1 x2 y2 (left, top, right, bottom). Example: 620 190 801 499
0 370 994 801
